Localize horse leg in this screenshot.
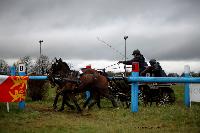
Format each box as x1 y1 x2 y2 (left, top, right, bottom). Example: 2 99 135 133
70 94 82 112
96 94 101 109
125 100 130 108
64 96 75 110
53 92 60 110
143 96 147 107
59 92 67 111
150 98 153 106
102 92 118 108
110 96 118 107
87 92 101 109
83 90 101 110
88 99 98 109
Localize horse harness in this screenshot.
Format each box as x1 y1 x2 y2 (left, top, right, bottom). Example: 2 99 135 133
81 69 100 81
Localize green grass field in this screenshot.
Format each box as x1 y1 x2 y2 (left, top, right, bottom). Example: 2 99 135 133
0 84 200 133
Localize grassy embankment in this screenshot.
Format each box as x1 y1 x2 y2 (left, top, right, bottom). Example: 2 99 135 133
0 84 200 133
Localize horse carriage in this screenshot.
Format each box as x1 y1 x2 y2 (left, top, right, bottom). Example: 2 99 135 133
98 63 176 107
138 83 175 106
107 74 176 108
47 58 176 112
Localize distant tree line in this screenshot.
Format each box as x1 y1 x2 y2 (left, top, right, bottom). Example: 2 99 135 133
0 55 51 75
0 59 9 75
0 57 199 77
168 72 200 77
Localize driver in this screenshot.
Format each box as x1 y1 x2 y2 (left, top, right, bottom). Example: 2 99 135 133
118 49 148 75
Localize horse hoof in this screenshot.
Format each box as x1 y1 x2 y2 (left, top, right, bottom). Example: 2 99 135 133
53 109 58 112
58 108 64 112
53 105 57 110
70 106 76 110
81 112 91 116
81 110 91 116
84 106 89 111
116 107 120 110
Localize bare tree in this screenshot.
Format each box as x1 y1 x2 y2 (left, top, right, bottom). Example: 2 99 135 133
167 73 180 77
32 55 51 75
0 59 9 75
190 72 200 77
20 56 33 74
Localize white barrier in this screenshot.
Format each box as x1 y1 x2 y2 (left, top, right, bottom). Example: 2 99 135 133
190 84 200 103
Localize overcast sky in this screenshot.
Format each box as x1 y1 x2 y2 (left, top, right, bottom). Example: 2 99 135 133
0 0 200 73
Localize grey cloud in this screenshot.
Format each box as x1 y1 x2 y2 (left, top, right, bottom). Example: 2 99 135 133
0 0 200 62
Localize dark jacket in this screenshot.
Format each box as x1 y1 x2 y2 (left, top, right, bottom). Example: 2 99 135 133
141 62 166 77
152 62 166 77
122 54 148 74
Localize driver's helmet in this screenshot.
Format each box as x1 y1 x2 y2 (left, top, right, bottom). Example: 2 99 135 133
149 59 156 65
132 49 141 55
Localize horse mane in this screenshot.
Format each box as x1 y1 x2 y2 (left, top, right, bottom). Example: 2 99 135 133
57 58 71 72
60 61 70 72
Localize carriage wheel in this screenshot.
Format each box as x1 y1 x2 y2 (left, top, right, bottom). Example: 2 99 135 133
159 92 170 105
158 87 175 105
138 91 144 105
138 86 148 106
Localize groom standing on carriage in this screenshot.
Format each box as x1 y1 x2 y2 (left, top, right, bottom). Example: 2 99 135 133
141 59 167 77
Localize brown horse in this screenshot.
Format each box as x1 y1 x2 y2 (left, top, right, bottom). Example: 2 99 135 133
48 58 82 112
79 68 118 109
48 58 118 112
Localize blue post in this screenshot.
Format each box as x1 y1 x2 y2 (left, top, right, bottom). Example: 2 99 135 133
85 91 90 100
131 62 139 112
29 76 48 80
10 66 16 76
128 77 200 83
18 64 26 109
184 65 190 107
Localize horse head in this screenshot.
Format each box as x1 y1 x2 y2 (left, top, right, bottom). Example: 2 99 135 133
47 61 58 87
55 58 70 74
47 58 72 87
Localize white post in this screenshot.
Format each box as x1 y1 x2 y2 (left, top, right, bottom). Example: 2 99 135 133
6 102 9 112
184 65 190 107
